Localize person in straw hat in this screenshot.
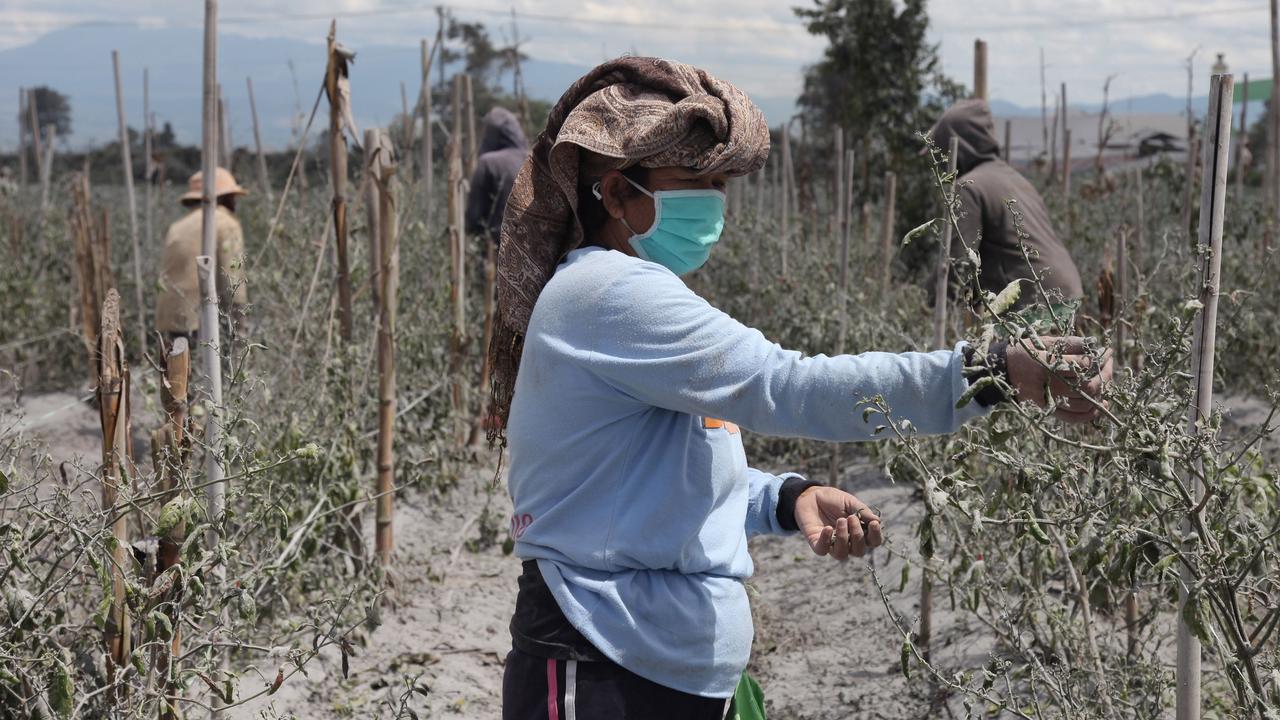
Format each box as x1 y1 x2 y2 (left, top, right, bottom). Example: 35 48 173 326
155 167 249 345
495 57 1110 718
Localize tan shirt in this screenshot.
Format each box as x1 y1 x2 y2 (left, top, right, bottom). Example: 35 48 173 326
155 206 248 333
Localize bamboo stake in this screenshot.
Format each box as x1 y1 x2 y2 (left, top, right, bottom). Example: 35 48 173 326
420 37 434 228
217 88 230 169
364 128 382 313
1003 119 1011 164
197 10 227 712
833 129 844 250
1236 73 1248 200
923 135 960 664
973 39 988 101
17 88 27 187
400 80 411 156
371 129 398 569
463 74 478 178
780 126 791 277
98 289 132 698
829 139 851 486
113 50 147 359
880 171 897 289
152 336 189 720
470 233 497 448
247 76 274 207
327 20 354 344
1135 166 1146 273
1063 128 1072 220
39 125 54 211
1176 71 1234 720
144 69 154 255
1270 1 1279 230
448 75 468 442
1049 93 1059 183
27 88 43 181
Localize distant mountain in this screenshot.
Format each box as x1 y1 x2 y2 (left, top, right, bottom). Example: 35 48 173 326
0 25 599 151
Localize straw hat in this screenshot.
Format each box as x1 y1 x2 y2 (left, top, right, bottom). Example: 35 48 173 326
180 167 248 203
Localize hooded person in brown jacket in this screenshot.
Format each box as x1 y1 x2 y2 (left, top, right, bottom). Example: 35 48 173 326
930 99 1083 315
155 167 249 342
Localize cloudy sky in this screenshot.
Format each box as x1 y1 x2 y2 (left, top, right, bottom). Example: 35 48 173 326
0 0 1270 109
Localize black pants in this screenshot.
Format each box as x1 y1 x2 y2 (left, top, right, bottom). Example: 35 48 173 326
502 647 730 720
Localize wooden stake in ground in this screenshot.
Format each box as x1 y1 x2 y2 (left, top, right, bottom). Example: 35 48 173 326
469 226 498 448
38 125 55 211
71 173 115 383
364 128 382 313
464 74 478 177
448 75 469 442
1062 127 1072 220
880 171 897 289
1176 71 1234 720
1039 49 1048 167
370 129 399 568
923 135 961 664
780 125 792 277
326 20 355 344
829 137 851 486
27 88 44 182
1003 119 1011 164
97 289 132 697
1135 166 1146 273
151 336 190 720
113 50 147 359
1236 73 1248 200
197 0 227 656
17 88 27 187
1271 1 1279 230
144 68 155 254
973 39 988 101
1049 93 1059 183
420 37 435 229
400 80 412 170
247 76 274 207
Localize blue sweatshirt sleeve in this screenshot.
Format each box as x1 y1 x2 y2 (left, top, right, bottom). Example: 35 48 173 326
744 468 796 537
574 260 988 441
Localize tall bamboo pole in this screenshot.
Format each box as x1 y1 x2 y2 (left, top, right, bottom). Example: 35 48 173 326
1236 73 1248 200
1049 94 1059 183
327 21 354 344
113 50 147 359
217 87 230 169
1183 54 1199 242
154 336 189 720
924 134 961 664
973 39 988 101
829 138 851 486
880 171 897 289
38 126 55 211
371 129 398 568
247 76 274 207
448 75 468 442
1135 166 1146 272
364 129 382 313
1176 71 1234 720
144 68 154 254
780 125 791 277
27 88 44 182
98 289 132 699
420 37 434 229
197 7 226 696
1040 49 1048 167
1271 0 1280 230
17 88 27 187
1003 120 1011 164
1063 128 1072 218
463 74 478 178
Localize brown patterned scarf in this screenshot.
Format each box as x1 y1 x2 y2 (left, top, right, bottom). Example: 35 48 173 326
488 56 770 444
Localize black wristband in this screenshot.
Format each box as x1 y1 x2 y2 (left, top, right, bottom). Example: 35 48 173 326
962 341 1010 407
777 476 824 532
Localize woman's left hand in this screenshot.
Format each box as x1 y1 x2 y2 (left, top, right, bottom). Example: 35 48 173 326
794 486 883 560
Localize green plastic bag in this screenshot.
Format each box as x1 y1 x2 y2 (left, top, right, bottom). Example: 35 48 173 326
730 672 766 720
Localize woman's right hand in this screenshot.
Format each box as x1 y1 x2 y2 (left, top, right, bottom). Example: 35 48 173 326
1006 337 1112 423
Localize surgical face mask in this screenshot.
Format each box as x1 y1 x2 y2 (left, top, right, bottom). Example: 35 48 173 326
592 175 726 276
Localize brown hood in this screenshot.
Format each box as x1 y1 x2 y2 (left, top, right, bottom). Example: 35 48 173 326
929 99 1001 175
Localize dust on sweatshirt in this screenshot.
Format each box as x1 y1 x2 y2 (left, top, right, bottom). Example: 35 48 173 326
506 246 988 697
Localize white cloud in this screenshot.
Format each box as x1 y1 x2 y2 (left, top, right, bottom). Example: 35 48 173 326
0 0 1270 108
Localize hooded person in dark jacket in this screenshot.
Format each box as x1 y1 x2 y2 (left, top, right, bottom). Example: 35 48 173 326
930 99 1083 312
466 106 529 242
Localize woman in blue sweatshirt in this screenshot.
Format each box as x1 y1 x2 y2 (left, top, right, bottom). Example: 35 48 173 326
491 57 1109 720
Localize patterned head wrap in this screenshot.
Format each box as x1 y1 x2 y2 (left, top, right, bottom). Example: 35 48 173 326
488 56 770 442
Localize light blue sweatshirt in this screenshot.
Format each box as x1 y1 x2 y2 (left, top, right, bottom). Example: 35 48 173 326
507 246 988 697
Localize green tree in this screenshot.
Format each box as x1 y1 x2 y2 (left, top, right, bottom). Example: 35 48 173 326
794 0 965 278
20 86 73 140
